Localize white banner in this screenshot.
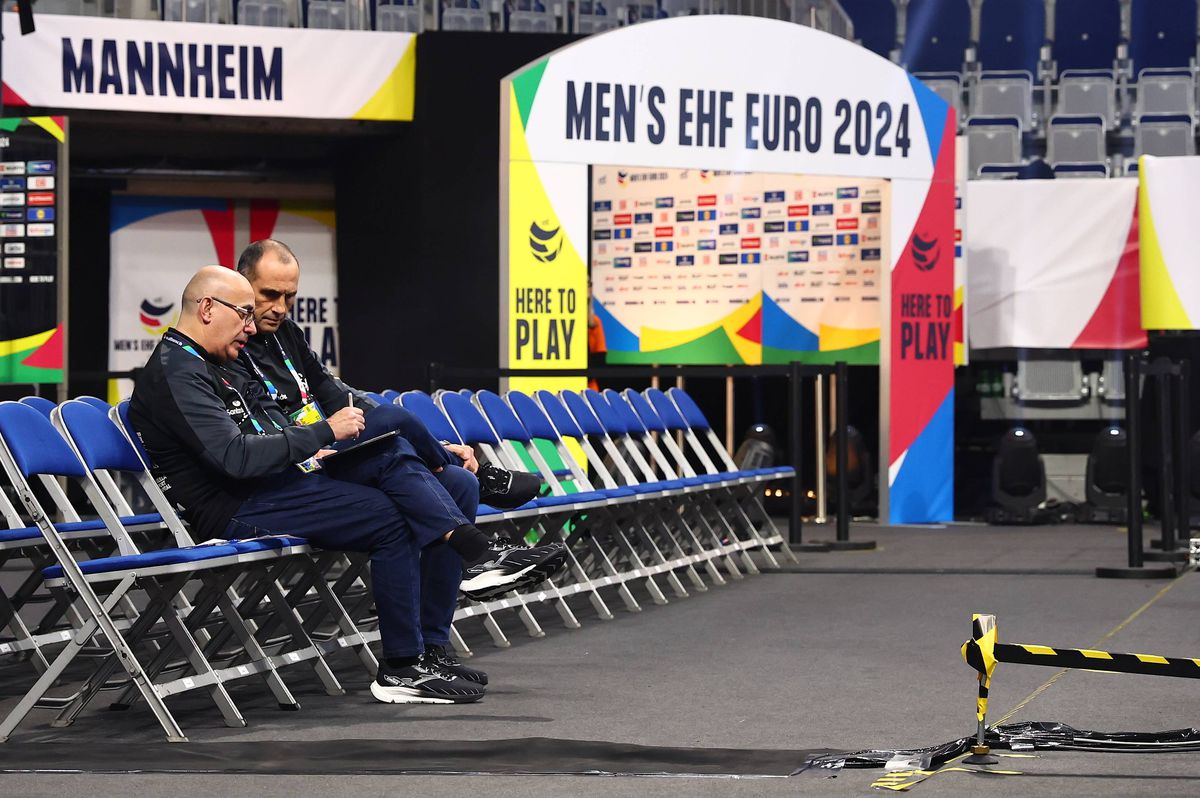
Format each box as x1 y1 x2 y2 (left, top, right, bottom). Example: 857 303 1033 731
109 197 338 401
2 13 414 121
1139 155 1200 329
967 179 1143 350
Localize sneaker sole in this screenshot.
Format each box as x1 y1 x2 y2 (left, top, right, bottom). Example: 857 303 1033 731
370 681 483 705
460 549 568 602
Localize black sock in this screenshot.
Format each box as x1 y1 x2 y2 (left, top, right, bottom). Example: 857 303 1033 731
385 655 420 669
447 523 492 565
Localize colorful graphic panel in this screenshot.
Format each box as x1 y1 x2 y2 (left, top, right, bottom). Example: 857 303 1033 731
0 117 65 385
1139 155 1200 330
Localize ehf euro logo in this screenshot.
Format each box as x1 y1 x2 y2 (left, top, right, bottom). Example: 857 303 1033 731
139 297 177 335
910 234 940 272
616 171 628 186
529 220 563 263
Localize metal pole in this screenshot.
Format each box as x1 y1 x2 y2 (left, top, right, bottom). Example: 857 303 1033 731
789 360 804 545
1097 352 1175 578
836 360 850 543
815 374 827 523
1177 360 1191 541
725 375 735 455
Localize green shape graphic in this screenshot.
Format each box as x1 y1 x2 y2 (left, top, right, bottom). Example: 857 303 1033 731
606 326 747 365
762 340 879 365
512 59 549 130
0 119 22 132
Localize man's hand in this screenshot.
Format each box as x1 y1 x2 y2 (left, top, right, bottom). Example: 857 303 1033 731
327 406 365 441
313 448 338 459
444 443 478 473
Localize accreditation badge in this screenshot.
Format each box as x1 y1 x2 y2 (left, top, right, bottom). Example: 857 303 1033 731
290 401 324 426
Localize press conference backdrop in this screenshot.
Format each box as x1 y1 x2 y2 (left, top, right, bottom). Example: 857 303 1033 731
590 165 890 364
108 197 338 400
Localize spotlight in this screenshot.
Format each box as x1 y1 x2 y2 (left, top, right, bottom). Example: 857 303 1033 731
1081 426 1128 524
825 425 876 516
734 423 779 470
986 427 1046 524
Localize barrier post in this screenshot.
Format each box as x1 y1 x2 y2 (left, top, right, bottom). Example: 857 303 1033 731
788 360 804 546
1176 360 1191 541
818 362 875 551
1097 353 1176 578
1145 359 1188 563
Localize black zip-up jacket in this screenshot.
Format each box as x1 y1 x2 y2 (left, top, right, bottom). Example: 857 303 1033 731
129 328 335 539
236 318 378 419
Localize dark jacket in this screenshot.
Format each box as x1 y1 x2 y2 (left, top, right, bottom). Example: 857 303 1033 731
129 328 334 539
236 318 378 419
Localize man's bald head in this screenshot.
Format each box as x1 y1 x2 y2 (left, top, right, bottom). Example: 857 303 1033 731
175 265 256 362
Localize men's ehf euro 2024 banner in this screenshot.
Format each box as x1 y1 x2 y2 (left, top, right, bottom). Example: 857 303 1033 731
501 16 956 523
109 197 339 402
1 13 414 121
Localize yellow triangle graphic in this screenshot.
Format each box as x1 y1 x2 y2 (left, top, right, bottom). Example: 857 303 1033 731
352 38 415 121
819 324 878 351
1139 164 1192 328
0 327 56 358
29 117 66 142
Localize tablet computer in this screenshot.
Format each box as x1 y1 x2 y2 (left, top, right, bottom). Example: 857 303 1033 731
317 429 400 469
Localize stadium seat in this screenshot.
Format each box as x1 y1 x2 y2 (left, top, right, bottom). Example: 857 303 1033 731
916 74 964 127
442 0 491 29
1134 114 1197 157
377 0 423 31
971 72 1035 130
307 0 368 29
977 163 1024 179
976 0 1045 74
902 0 971 74
18 395 55 417
1055 70 1119 126
1046 115 1106 165
508 0 557 32
575 0 619 33
238 0 295 26
966 116 1021 175
1129 0 1198 73
1051 162 1109 179
1134 69 1197 120
660 0 700 16
163 0 223 22
1052 0 1120 73
838 0 898 59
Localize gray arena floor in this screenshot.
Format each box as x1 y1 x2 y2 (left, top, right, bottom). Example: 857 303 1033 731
2 522 1199 796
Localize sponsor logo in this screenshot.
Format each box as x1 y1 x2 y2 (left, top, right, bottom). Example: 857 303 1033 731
718 253 739 264
861 248 881 261
812 234 834 247
764 190 785 203
0 162 25 175
139 297 177 335
0 178 25 191
27 192 53 206
655 197 674 208
529 220 563 262
676 255 695 266
698 239 716 250
593 200 612 212
698 194 716 206
788 251 810 263
719 223 739 235
740 238 761 249
3 243 24 254
616 171 628 186
836 233 859 246
634 242 652 253
741 252 761 264
696 209 716 221
787 220 809 232
836 187 859 199
613 213 632 225
654 226 673 238
741 207 761 219
675 210 695 222
861 201 882 213
27 223 54 237
0 194 24 206
634 212 653 224
0 210 21 221
812 204 834 215
654 241 673 252
0 224 24 237
27 161 54 174
788 205 809 217
764 221 785 233
614 228 633 239
27 208 54 222
593 229 612 240
614 257 632 268
836 218 859 230
3 257 24 269
911 234 940 271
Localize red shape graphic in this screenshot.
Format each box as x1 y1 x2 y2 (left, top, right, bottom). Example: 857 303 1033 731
736 306 762 344
2 83 28 107
202 203 236 268
889 111 957 465
1072 205 1147 349
250 199 281 244
20 324 63 370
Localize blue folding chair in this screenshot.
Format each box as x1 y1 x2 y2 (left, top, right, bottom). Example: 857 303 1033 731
18 396 55 417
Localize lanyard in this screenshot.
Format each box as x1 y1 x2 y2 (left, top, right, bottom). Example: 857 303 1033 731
165 331 280 435
243 335 310 405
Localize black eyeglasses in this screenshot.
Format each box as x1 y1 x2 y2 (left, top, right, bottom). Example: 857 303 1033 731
200 296 255 323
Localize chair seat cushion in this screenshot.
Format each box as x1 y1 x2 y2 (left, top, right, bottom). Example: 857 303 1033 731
42 544 244 580
56 513 163 533
0 526 39 543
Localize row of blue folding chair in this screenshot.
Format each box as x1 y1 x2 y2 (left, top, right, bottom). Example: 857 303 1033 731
0 399 371 741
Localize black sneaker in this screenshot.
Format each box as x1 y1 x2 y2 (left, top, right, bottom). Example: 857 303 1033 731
477 463 542 509
370 656 486 704
426 643 488 686
459 540 568 601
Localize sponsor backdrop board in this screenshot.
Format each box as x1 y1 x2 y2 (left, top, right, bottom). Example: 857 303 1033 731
501 16 955 523
966 179 1145 350
1 13 414 121
1139 155 1200 330
590 166 889 364
109 197 338 400
0 117 66 385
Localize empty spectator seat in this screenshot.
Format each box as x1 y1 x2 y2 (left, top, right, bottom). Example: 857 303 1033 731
1046 115 1106 164
977 0 1045 73
1129 0 1198 73
1134 114 1197 157
1052 0 1121 73
902 0 971 74
1052 161 1109 178
916 74 963 126
508 0 556 31
1134 69 1197 119
576 0 618 33
307 0 367 28
977 163 1024 180
660 0 700 15
442 0 490 29
839 0 898 58
238 0 293 25
971 72 1035 130
165 0 221 22
967 116 1021 175
377 0 422 30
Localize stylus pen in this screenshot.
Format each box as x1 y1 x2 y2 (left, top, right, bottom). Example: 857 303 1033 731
348 392 354 409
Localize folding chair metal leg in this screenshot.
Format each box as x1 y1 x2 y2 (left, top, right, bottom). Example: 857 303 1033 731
625 514 689 598
721 488 783 568
449 624 473 658
514 600 546 639
303 559 380 677
213 584 301 710
482 611 511 648
643 511 708 592
582 532 642 613
262 577 345 696
652 504 726 587
545 577 582 629
683 503 744 579
0 587 50 673
563 541 614 620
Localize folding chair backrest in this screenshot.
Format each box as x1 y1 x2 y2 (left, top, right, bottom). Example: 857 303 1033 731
604 389 680 479
507 390 592 488
19 396 56 418
398 391 464 444
559 390 639 485
472 390 545 479
76 396 112 413
644 388 690 431
667 387 736 473
582 389 631 435
436 391 507 470
534 390 621 489
114 400 153 468
57 401 142 518
624 388 697 478
583 390 657 482
555 390 606 436
380 389 401 403
0 402 87 479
